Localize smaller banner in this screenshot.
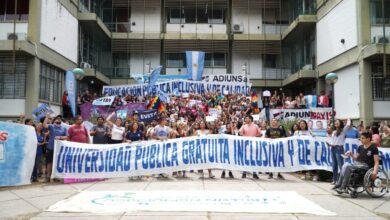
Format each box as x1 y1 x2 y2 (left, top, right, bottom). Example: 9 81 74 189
92 96 116 106
116 110 128 120
138 110 158 122
202 74 249 83
103 80 251 97
80 103 146 120
0 122 37 186
186 51 205 81
65 71 77 117
32 104 54 120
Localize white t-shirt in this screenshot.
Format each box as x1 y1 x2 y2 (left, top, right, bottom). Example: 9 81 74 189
294 130 312 136
111 124 125 141
196 129 210 136
154 125 171 139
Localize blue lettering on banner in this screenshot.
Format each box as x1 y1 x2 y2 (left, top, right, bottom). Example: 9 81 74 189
50 136 390 179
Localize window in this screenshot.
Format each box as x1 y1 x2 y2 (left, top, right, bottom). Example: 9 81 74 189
166 53 186 68
39 62 63 103
169 8 185 23
209 9 224 23
204 53 226 67
372 62 390 100
0 0 29 21
264 55 277 68
0 57 26 98
370 0 390 24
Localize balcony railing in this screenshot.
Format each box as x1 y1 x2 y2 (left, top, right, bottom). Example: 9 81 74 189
104 22 131 33
372 75 390 101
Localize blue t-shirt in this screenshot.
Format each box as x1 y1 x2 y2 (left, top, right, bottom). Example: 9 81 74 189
345 127 360 139
36 133 45 156
126 131 143 142
47 124 68 150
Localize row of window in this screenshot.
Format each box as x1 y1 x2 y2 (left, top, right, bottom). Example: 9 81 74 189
0 0 29 21
166 53 226 68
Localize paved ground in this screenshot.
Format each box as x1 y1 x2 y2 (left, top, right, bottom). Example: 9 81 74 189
0 171 389 220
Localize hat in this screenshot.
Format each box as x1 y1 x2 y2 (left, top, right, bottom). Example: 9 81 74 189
53 115 62 122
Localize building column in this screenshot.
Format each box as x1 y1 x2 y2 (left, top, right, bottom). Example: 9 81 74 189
358 60 373 125
357 0 373 125
25 58 40 116
24 0 41 116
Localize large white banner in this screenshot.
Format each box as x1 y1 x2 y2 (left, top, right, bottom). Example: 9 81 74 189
0 122 37 186
102 80 251 97
52 135 390 179
48 191 335 216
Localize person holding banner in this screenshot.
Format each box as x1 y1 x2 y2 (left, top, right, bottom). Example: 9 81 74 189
329 119 351 185
195 121 215 179
239 115 261 180
68 116 89 144
90 117 110 144
106 112 125 144
265 118 286 180
43 115 68 182
152 117 172 178
125 122 144 143
32 123 46 182
222 120 239 179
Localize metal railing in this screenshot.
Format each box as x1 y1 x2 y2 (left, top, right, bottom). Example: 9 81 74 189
104 22 131 33
372 75 390 100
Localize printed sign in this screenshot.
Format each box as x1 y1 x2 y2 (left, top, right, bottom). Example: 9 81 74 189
32 104 54 120
0 122 37 186
92 96 116 106
138 110 158 122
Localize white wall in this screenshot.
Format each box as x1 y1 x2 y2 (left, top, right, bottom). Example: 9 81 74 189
373 101 390 119
40 0 78 63
334 64 360 119
317 0 358 65
232 52 263 79
166 24 227 34
131 7 161 33
232 8 262 34
129 53 160 75
0 99 25 117
0 23 28 40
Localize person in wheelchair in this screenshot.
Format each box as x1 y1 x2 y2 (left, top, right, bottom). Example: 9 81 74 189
333 132 379 194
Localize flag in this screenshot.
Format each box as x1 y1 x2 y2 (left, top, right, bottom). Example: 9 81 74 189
305 95 317 108
65 71 76 117
147 96 165 113
186 51 205 81
146 65 163 94
157 89 170 103
251 91 258 107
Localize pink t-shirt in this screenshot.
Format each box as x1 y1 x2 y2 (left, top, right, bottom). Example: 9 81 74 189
239 123 261 137
68 125 89 143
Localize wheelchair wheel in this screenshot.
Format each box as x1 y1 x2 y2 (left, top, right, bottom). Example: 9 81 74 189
364 168 389 198
350 190 358 198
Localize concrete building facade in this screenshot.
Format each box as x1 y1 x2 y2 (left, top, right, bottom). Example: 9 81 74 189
0 0 389 124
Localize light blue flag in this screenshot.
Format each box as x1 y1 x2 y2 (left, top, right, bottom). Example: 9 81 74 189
147 65 163 94
65 71 76 117
305 95 317 108
157 88 170 103
186 51 205 81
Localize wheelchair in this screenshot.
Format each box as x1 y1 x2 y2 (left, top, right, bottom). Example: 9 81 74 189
338 161 389 198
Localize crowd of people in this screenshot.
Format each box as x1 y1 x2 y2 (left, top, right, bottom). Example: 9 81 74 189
19 89 390 185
